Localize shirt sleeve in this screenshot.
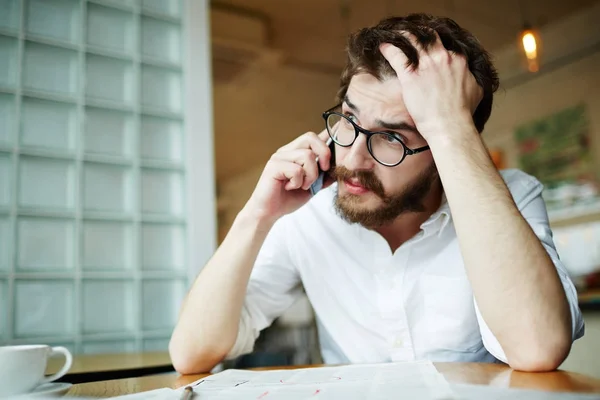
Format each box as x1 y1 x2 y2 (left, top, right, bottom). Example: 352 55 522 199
225 215 302 360
475 171 585 363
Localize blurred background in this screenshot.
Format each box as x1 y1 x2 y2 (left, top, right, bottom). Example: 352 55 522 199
0 0 599 380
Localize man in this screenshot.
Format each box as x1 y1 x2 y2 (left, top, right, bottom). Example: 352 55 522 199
170 14 584 374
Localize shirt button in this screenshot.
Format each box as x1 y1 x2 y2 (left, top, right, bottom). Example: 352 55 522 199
393 338 403 347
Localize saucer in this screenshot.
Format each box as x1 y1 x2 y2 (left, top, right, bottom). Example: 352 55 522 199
14 382 73 398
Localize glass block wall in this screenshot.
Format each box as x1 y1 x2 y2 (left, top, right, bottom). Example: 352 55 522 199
0 0 188 354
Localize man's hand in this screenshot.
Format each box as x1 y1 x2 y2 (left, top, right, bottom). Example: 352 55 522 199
245 129 332 224
379 31 483 140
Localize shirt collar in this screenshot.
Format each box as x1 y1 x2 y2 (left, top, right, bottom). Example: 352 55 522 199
420 193 452 237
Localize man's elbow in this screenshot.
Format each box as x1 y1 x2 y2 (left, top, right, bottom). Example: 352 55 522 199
506 333 572 372
169 335 230 375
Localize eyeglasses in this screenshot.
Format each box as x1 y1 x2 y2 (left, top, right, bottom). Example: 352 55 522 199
322 105 430 167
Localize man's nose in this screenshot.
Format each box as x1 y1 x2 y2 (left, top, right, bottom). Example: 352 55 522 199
342 134 375 171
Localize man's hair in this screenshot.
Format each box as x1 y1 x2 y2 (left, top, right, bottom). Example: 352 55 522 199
337 13 499 133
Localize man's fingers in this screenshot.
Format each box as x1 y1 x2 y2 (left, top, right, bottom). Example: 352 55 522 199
271 149 319 190
269 160 305 191
380 43 409 75
400 31 424 53
277 131 331 171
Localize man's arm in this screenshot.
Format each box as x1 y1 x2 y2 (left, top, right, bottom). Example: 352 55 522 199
169 130 333 374
380 33 573 371
472 172 584 366
169 209 276 374
429 131 573 371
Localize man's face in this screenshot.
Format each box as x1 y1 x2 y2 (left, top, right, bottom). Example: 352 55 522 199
332 73 439 228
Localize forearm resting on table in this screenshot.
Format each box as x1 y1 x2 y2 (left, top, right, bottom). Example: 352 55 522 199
169 209 274 374
429 129 572 371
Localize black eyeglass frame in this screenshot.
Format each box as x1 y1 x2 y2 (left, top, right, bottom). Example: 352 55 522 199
322 105 430 167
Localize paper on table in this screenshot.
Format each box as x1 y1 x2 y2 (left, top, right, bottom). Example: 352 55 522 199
174 360 456 399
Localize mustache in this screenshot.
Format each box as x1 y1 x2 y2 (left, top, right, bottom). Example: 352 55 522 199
329 166 386 199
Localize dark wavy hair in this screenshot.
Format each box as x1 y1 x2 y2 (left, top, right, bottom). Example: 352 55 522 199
337 13 499 133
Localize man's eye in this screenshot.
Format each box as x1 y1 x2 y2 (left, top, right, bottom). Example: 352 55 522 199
387 133 405 143
344 113 358 123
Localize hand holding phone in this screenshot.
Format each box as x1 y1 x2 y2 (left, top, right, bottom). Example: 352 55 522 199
309 137 334 196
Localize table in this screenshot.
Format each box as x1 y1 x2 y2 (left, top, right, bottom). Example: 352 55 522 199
66 363 600 397
46 352 173 384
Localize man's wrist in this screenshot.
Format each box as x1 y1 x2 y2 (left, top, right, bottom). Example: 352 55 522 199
418 110 475 140
235 204 279 234
421 115 479 149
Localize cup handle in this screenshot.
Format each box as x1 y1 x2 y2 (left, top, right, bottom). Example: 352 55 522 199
41 346 73 384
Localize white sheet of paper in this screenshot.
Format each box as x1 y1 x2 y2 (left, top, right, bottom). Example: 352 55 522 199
176 361 456 399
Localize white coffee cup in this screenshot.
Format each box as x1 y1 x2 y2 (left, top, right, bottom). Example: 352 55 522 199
0 345 73 397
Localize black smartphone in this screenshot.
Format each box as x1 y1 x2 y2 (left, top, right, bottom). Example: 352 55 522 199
309 138 336 196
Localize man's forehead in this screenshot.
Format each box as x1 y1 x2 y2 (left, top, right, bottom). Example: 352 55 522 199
346 73 407 116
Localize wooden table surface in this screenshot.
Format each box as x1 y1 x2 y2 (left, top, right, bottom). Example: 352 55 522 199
47 351 172 375
66 362 600 397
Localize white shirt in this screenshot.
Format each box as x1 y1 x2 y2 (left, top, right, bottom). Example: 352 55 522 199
227 169 585 365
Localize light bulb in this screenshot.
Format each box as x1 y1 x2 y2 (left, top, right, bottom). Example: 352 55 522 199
522 31 537 59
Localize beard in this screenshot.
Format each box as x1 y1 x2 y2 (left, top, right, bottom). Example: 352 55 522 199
331 163 439 228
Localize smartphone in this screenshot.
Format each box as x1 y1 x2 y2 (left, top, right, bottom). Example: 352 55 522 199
309 137 335 196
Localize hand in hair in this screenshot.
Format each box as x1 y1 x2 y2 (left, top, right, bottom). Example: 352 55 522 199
379 31 483 141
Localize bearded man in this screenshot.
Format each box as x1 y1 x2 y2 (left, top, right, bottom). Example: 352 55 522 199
169 13 584 374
